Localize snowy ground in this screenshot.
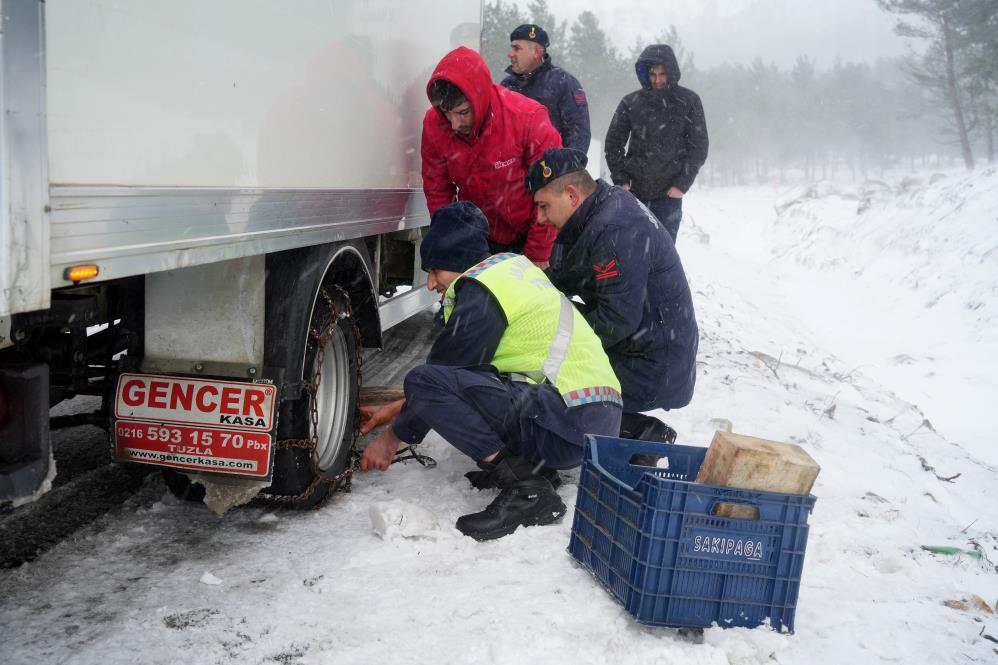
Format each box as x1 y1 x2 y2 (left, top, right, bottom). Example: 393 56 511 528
2 171 997 664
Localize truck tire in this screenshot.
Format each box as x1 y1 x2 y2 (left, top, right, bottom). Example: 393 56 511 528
268 287 360 508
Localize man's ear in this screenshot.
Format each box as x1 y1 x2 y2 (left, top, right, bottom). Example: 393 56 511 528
567 185 582 209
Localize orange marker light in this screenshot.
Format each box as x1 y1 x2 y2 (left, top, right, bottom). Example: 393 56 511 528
64 265 99 283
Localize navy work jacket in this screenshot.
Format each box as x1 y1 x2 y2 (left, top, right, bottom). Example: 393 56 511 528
502 57 591 153
547 180 698 412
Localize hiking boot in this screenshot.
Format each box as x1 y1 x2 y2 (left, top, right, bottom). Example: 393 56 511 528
620 413 678 444
465 460 562 490
456 455 566 541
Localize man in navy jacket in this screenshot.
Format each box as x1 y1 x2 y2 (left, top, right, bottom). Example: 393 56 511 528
527 148 699 440
501 24 591 154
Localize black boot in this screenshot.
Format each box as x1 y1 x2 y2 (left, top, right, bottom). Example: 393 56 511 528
456 456 566 541
621 413 678 467
464 459 499 490
465 461 562 490
620 413 678 444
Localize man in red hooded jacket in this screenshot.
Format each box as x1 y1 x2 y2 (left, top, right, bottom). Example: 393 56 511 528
421 46 562 267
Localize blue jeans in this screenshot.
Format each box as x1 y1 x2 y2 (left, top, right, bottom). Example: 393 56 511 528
645 195 683 242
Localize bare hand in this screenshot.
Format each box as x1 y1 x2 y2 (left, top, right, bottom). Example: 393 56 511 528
621 183 631 190
356 399 405 435
532 260 550 270
666 186 684 198
359 428 403 472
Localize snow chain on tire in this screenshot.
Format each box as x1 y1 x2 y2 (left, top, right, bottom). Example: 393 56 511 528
260 285 364 508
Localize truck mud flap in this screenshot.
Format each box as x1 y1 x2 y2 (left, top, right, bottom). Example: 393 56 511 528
0 363 52 502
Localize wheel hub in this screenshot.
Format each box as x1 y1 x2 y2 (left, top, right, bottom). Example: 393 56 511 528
313 326 351 471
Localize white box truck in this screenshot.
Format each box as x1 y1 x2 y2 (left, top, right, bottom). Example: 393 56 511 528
0 0 482 507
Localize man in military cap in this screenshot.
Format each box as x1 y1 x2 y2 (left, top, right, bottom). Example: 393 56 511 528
526 148 699 442
501 24 591 154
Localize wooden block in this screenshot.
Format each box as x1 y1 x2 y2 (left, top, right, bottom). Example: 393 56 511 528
358 385 405 405
713 502 759 520
695 431 820 496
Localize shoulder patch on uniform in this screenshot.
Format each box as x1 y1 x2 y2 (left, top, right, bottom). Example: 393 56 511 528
573 89 587 106
593 259 619 281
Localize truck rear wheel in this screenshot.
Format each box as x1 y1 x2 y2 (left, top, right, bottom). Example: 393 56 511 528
267 287 360 508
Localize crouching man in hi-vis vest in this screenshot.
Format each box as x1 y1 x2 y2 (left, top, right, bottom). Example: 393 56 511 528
359 201 622 541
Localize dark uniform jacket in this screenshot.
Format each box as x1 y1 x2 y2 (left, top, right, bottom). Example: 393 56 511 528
604 44 709 202
547 180 698 412
502 56 591 154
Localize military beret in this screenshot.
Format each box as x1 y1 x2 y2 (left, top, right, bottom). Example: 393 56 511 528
510 24 550 49
525 148 589 192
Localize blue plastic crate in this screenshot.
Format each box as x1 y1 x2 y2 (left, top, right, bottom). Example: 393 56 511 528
569 434 816 632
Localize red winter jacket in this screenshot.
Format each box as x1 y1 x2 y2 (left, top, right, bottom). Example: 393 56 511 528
421 47 562 263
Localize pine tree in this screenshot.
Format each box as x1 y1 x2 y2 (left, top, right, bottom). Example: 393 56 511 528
564 12 632 142
956 0 998 161
525 0 567 51
876 0 976 169
481 1 528 82
477 1 959 183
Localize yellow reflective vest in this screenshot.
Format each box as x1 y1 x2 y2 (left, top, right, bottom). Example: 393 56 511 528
443 253 621 407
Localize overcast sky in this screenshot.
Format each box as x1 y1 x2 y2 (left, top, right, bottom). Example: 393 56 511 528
544 0 913 69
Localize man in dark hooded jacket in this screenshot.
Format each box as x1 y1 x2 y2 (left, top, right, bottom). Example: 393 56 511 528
605 44 708 242
501 24 591 153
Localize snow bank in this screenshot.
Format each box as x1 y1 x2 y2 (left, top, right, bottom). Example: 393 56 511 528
2 176 996 664
749 168 998 463
771 168 998 331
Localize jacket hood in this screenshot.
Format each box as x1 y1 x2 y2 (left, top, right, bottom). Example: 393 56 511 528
635 44 680 89
426 46 494 136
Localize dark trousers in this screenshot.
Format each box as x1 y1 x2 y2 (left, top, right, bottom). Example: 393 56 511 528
645 195 683 242
392 365 621 469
